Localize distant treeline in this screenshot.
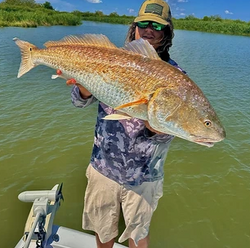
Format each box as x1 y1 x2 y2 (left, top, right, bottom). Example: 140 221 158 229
174 15 250 37
0 0 81 27
1 0 250 37
74 11 250 37
72 10 134 25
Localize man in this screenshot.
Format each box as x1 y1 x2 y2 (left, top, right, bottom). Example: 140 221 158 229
71 1 185 247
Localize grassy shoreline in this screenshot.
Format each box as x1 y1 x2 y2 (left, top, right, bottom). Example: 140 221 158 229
1 2 249 37
79 15 250 37
0 3 82 27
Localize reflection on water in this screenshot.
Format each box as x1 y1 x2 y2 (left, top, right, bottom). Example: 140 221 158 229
0 22 250 248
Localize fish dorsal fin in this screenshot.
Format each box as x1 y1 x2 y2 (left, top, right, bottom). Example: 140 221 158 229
124 38 161 60
44 34 117 49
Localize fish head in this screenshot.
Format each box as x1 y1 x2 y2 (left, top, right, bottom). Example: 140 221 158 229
147 87 226 147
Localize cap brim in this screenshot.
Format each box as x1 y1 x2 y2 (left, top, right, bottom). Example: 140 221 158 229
134 15 169 25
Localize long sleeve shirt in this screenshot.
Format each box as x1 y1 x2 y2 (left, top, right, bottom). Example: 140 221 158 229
71 58 185 186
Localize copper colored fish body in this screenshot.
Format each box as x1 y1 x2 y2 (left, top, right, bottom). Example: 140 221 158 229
14 34 226 147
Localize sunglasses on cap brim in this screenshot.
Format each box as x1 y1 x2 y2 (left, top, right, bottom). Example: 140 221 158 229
136 21 167 31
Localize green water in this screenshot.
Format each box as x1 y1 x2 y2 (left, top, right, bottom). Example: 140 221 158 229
0 22 250 248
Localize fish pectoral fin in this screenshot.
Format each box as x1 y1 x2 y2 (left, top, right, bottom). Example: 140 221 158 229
102 113 132 120
114 98 148 110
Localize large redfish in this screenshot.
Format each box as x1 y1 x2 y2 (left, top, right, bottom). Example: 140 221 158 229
13 34 226 147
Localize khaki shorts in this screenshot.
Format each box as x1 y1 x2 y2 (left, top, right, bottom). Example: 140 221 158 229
82 164 163 246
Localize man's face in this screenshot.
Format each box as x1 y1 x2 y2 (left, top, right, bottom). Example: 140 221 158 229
135 25 164 49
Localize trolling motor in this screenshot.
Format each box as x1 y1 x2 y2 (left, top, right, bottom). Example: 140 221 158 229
16 184 64 248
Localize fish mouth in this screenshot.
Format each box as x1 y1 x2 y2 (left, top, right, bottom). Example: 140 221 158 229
194 140 215 147
193 137 224 147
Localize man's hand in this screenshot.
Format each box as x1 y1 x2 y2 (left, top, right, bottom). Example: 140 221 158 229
68 81 92 99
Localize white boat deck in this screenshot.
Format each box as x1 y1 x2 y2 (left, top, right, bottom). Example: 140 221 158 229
15 184 127 248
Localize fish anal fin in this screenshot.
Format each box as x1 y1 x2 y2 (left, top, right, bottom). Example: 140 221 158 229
51 75 77 85
51 74 60 79
114 98 148 110
51 69 77 85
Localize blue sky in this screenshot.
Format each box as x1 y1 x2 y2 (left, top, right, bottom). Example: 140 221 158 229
2 0 250 21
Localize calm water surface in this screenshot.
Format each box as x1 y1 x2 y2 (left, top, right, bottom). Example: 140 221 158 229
0 22 250 248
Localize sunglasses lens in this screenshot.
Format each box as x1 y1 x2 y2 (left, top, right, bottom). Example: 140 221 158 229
152 22 166 31
137 21 150 29
137 21 166 31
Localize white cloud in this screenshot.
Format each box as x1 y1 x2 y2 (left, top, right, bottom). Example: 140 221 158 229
178 0 188 2
127 8 135 14
225 10 233 15
87 0 102 3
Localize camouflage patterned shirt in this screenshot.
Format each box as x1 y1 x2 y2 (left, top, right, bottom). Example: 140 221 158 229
71 58 185 186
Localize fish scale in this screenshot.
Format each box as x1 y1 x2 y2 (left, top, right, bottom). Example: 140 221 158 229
47 46 141 106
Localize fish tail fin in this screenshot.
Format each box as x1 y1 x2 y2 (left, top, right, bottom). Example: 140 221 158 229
13 37 38 78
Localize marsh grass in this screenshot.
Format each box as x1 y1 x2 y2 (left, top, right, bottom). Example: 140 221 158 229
1 2 250 37
78 13 250 37
173 18 250 36
0 3 82 27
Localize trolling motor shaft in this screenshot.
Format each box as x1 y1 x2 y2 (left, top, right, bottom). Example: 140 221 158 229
17 184 63 248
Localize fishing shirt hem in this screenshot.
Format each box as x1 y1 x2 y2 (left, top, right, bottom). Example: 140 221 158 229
90 162 164 186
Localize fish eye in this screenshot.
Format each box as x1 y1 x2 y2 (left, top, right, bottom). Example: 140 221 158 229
204 120 212 127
